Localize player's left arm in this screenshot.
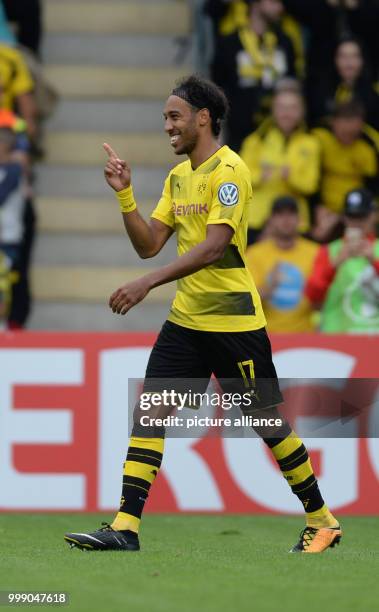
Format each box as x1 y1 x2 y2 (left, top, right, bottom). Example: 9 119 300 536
109 223 234 314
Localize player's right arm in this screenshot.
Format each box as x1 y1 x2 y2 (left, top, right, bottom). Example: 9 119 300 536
103 143 173 258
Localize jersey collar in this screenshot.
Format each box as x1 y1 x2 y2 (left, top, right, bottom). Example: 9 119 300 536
191 145 228 173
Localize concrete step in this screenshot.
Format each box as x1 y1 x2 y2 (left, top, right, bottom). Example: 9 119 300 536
31 266 176 302
36 165 169 198
36 197 156 233
44 0 190 35
44 65 187 99
28 301 168 331
42 33 185 67
33 233 177 266
44 132 176 166
46 99 165 132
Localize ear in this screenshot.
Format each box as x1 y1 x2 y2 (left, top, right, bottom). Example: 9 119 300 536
198 108 211 128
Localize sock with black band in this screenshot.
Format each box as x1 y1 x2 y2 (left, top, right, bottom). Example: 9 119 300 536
112 426 165 534
262 423 338 528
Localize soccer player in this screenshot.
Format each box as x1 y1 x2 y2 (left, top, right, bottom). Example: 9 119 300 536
64 75 341 554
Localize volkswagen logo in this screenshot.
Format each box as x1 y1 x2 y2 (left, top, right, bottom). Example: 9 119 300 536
218 182 239 206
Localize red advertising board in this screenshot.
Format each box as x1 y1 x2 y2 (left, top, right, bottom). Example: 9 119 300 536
0 332 378 514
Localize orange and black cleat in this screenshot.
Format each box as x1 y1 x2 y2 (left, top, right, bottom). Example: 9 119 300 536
290 526 342 553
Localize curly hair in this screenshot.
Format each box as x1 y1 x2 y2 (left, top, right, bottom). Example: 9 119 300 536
171 74 229 137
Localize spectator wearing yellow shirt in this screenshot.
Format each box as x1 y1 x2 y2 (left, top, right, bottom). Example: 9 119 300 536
211 0 297 150
205 0 305 77
312 100 379 242
0 43 37 139
240 85 321 243
246 196 319 332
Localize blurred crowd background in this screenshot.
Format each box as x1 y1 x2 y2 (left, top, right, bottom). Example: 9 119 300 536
0 0 378 335
0 0 52 332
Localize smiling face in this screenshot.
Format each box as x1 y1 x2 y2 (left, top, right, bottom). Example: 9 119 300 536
163 95 204 156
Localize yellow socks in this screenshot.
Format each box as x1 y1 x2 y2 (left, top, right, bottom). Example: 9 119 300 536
111 436 164 533
266 430 338 528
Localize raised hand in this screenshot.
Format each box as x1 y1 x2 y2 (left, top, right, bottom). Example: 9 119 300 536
103 142 131 192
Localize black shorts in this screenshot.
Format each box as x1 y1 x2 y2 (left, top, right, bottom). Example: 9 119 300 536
144 320 283 411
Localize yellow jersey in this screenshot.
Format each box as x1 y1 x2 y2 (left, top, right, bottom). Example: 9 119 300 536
240 123 321 231
151 145 266 333
245 237 318 333
0 45 34 110
313 126 378 213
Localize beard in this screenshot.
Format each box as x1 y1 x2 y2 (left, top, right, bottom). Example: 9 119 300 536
171 116 199 155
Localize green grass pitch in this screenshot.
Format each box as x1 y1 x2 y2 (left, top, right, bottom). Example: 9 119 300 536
1 514 378 612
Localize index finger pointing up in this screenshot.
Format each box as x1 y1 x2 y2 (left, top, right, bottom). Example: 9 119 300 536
103 142 119 159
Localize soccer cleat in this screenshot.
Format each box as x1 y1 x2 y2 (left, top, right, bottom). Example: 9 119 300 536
289 525 342 553
64 522 140 551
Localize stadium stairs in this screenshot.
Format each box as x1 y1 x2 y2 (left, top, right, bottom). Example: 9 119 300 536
30 0 191 330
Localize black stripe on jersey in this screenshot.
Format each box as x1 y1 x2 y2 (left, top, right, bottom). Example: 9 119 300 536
210 244 245 269
179 291 255 315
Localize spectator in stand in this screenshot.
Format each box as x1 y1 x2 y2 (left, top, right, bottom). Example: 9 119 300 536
308 37 379 130
0 128 25 264
283 0 379 83
246 196 319 332
1 0 42 57
240 83 320 243
312 100 379 242
205 0 305 77
0 3 37 142
0 0 52 159
0 127 30 329
212 0 297 150
306 188 379 333
0 41 37 141
0 80 34 329
0 81 29 164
